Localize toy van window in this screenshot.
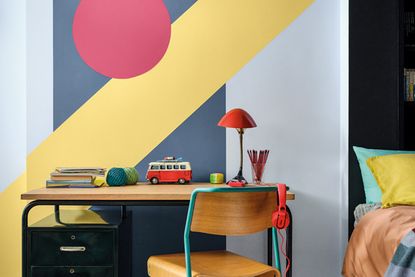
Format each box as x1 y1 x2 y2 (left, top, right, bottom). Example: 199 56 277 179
173 165 179 169
160 165 166 170
180 165 186 169
167 165 172 170
151 165 159 170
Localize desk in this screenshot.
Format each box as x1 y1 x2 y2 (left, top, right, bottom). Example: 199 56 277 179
21 183 295 277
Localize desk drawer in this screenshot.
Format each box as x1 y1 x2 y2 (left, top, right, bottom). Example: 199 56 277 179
30 230 115 266
31 266 113 277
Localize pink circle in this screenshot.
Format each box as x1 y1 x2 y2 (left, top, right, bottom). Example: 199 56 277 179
73 0 171 79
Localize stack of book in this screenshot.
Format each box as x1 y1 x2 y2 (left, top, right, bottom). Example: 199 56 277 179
404 68 415 102
46 167 107 188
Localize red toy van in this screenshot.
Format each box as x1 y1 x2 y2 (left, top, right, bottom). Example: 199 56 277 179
146 157 192 184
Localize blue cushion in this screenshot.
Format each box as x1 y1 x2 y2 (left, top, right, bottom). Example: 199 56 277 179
353 146 415 203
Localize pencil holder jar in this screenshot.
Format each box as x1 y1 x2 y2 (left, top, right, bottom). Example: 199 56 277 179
247 150 270 184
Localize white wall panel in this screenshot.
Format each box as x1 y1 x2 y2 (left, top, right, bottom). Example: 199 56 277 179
26 0 54 154
0 0 26 191
226 0 343 275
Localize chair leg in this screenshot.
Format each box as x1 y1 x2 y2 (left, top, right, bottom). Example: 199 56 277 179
256 271 278 277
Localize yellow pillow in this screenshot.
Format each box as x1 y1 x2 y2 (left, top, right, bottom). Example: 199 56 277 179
367 154 415 208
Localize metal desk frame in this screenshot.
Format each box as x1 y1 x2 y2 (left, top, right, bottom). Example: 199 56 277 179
22 200 293 277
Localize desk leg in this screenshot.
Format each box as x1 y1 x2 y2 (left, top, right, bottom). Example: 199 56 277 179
267 228 272 266
121 205 127 219
287 205 293 277
22 207 28 277
22 200 42 277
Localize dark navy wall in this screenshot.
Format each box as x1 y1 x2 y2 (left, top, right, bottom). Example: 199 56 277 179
53 0 110 129
135 85 226 181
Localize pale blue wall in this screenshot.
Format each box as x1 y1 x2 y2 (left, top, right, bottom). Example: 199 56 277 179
0 0 26 191
226 0 344 276
26 0 53 155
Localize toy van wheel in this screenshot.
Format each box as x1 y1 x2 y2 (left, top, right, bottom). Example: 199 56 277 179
178 178 186 184
150 177 159 184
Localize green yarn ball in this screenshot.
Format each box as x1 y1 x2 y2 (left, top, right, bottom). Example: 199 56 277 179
106 168 127 186
123 167 139 185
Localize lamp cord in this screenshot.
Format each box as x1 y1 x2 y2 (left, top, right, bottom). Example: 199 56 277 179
278 229 291 277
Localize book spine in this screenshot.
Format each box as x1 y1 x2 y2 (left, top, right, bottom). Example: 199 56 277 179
410 70 412 102
50 176 93 181
46 184 98 188
46 184 69 188
408 69 415 102
405 68 408 101
413 70 415 102
46 180 93 185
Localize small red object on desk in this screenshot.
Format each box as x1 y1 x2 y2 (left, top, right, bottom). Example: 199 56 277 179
227 180 245 187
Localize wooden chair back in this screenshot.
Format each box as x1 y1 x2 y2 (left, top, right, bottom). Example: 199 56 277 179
190 190 277 236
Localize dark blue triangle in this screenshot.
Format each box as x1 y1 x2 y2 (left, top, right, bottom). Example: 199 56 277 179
135 85 226 182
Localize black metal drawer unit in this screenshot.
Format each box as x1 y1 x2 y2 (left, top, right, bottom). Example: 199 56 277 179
26 209 131 277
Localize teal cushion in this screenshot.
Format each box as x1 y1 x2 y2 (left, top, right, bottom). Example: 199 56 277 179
353 146 415 203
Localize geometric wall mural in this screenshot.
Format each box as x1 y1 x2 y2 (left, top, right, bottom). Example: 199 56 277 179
73 0 171 79
0 0 315 276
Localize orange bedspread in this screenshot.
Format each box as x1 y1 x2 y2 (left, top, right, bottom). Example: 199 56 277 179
343 206 415 277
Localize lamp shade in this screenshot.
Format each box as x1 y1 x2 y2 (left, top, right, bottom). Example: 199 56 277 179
217 108 257 129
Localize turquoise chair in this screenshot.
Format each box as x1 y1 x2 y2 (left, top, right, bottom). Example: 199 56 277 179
148 187 282 277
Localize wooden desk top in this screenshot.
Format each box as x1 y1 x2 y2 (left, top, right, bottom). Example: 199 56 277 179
21 183 296 201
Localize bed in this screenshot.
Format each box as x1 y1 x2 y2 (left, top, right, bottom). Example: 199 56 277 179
343 205 415 276
344 149 415 276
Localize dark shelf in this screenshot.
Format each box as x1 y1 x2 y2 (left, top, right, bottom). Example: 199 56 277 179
404 0 415 151
349 0 402 236
404 102 415 150
350 0 415 236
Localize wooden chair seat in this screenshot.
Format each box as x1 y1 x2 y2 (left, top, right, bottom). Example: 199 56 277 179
147 250 280 277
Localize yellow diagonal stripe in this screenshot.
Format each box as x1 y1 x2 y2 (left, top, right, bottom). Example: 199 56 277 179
1 0 314 275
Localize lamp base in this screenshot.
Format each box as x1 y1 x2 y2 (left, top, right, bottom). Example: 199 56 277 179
227 166 247 186
227 175 248 185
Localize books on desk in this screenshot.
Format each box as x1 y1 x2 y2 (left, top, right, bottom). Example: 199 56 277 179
47 167 107 188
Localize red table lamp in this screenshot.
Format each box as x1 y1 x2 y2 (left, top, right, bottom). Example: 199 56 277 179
218 108 257 183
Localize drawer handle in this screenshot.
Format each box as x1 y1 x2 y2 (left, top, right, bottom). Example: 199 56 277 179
60 246 86 252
